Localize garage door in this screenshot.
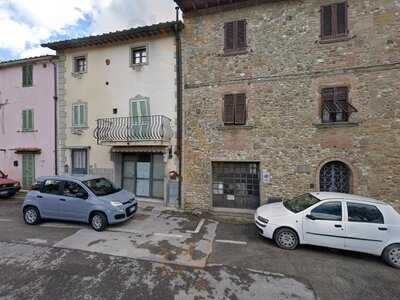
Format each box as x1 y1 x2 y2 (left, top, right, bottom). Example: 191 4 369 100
212 162 260 209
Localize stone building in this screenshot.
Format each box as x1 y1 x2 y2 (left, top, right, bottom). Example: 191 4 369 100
175 0 400 212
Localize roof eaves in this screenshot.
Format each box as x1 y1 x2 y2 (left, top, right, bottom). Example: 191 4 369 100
0 55 57 68
42 21 182 51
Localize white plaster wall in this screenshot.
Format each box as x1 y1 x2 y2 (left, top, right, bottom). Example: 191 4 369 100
62 35 177 179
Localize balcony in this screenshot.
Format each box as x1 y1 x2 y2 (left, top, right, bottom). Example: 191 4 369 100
94 115 173 145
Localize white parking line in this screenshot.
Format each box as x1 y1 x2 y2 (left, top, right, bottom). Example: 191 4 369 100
186 218 205 234
0 218 12 222
215 239 248 245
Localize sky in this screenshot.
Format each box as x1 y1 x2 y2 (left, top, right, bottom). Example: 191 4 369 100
0 0 176 61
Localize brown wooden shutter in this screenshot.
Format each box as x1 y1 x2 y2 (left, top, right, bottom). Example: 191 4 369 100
223 94 235 124
224 22 234 51
321 5 333 39
237 20 247 50
336 2 348 35
234 94 247 125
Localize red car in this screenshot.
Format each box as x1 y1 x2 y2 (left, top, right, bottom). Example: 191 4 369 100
0 170 21 198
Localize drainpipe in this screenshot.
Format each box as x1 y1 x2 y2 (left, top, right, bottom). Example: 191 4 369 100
175 7 183 209
52 61 58 175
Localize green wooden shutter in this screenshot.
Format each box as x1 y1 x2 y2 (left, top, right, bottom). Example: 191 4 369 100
22 110 27 130
28 109 34 130
22 109 33 130
27 65 33 86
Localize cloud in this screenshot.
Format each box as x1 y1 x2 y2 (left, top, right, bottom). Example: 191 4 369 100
0 0 176 61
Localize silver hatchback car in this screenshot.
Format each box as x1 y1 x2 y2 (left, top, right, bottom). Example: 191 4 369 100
22 176 137 231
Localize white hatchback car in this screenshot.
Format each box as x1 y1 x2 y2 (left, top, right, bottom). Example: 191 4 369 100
255 192 400 268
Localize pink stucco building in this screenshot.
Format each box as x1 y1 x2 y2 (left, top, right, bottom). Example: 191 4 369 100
0 55 57 189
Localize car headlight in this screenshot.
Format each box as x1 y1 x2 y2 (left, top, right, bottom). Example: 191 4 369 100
111 201 123 207
257 216 269 224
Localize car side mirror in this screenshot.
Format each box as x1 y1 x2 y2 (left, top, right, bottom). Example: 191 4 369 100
76 192 88 200
306 214 316 221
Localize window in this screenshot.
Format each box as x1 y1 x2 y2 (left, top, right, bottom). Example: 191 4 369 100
320 161 351 193
73 56 87 73
212 162 260 210
347 202 384 224
71 149 88 175
42 180 62 195
321 87 357 123
321 2 349 41
224 20 247 53
310 201 342 221
223 94 246 125
72 103 87 128
22 64 33 87
83 178 119 196
63 181 88 199
130 99 150 118
283 193 321 213
131 47 147 65
22 109 34 131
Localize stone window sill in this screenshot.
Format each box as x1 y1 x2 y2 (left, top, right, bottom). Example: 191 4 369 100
217 124 255 130
221 49 248 57
318 35 355 44
17 129 38 133
71 126 89 130
313 122 359 129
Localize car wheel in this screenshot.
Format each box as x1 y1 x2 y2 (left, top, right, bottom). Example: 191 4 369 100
383 244 400 269
90 212 107 232
274 228 299 250
23 206 41 225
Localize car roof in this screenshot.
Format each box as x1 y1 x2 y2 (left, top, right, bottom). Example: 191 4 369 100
37 175 103 182
310 192 388 206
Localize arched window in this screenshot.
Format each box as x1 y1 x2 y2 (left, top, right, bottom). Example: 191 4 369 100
319 161 351 193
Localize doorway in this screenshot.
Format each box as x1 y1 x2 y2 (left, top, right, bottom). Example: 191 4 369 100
22 153 35 189
122 153 164 199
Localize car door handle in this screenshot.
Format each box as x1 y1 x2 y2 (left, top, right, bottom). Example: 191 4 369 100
378 227 388 231
59 198 66 202
334 224 342 228
36 195 43 198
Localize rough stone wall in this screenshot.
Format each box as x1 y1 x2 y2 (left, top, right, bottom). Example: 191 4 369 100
181 0 400 210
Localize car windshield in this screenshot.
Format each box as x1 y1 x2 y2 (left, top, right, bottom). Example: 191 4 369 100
83 178 120 196
283 193 320 213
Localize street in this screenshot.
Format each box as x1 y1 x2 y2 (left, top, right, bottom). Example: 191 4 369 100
0 197 399 300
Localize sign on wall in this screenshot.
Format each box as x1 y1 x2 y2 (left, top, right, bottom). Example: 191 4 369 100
262 170 271 184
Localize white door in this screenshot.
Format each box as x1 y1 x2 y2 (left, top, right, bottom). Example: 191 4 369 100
302 201 346 249
344 202 389 255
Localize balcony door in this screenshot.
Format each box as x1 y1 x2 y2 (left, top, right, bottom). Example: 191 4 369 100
129 98 150 139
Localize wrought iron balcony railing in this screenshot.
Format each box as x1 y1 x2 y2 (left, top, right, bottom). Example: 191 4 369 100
94 115 173 144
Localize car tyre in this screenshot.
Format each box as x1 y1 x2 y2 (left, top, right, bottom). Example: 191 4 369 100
23 206 41 225
382 244 400 269
90 212 107 232
274 228 299 250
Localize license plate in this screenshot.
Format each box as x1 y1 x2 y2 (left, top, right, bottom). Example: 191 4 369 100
0 191 8 196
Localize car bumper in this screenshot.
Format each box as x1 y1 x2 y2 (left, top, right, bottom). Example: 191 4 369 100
0 187 19 197
255 215 276 239
108 202 138 224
